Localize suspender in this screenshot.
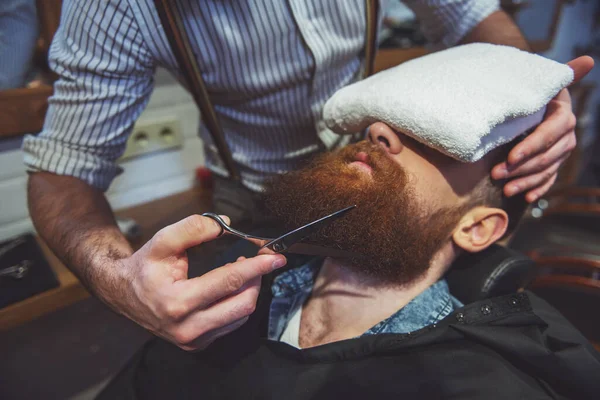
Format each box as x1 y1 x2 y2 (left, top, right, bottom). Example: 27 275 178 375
153 0 379 182
364 0 379 78
153 0 241 182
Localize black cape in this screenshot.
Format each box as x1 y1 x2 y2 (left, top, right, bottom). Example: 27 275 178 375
100 272 600 400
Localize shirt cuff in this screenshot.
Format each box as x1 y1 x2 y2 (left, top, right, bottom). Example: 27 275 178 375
22 134 123 191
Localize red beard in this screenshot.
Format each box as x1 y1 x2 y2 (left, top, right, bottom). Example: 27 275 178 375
263 141 465 286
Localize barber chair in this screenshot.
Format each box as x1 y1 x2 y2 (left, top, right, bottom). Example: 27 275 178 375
526 248 600 350
445 244 532 304
506 186 600 350
509 187 600 255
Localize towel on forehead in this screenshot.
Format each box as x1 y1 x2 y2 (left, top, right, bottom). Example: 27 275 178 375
322 43 573 162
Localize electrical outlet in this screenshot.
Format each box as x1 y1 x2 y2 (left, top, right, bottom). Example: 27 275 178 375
119 117 183 161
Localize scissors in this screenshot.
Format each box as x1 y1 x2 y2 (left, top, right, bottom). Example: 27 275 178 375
202 205 356 258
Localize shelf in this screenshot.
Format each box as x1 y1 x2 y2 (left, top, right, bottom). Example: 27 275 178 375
0 186 212 332
373 47 428 73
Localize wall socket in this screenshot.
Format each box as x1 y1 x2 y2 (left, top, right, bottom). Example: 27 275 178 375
119 117 183 161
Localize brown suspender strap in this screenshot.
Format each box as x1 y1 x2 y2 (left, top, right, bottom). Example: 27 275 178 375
364 0 379 78
153 0 241 182
153 0 378 183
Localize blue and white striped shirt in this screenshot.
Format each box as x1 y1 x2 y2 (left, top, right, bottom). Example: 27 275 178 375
22 0 499 191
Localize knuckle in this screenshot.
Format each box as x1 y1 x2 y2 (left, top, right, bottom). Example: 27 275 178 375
172 328 196 347
183 215 205 236
538 154 550 166
225 271 245 293
152 229 167 245
227 299 256 321
567 114 577 131
558 101 571 113
237 298 257 317
162 300 188 321
526 175 540 188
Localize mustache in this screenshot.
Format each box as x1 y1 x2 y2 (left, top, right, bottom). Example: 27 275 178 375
337 141 399 174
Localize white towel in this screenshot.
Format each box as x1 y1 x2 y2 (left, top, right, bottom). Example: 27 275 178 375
323 43 573 162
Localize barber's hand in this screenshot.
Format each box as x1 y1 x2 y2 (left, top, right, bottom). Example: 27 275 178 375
491 56 594 202
109 215 287 351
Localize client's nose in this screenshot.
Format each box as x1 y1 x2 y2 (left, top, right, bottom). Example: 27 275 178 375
367 122 403 155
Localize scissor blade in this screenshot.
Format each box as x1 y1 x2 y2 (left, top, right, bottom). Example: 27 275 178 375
263 205 356 253
284 242 357 259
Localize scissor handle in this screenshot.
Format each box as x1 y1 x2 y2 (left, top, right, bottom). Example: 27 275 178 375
201 213 271 243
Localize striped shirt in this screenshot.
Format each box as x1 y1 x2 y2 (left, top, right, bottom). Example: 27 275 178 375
22 0 499 192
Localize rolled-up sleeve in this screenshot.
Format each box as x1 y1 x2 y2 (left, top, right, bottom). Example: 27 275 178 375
22 0 155 191
402 0 500 49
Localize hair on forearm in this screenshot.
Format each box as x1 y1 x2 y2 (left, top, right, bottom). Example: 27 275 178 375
27 172 133 294
460 10 531 52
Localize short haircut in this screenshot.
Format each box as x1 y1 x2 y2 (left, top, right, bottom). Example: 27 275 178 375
466 137 530 237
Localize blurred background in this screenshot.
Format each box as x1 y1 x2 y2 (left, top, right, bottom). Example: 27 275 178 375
0 1 598 399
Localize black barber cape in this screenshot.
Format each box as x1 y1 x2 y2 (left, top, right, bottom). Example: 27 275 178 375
101 275 600 399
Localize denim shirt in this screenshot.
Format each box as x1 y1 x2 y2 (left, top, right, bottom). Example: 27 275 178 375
268 258 463 342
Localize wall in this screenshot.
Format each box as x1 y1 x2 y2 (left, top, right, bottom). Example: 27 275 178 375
0 71 203 242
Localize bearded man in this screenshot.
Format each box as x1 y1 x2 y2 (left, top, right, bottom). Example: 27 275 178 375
98 49 600 399
262 126 525 349
99 123 600 399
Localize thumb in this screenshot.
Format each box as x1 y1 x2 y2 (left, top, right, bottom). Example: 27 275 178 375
150 214 227 258
567 55 594 85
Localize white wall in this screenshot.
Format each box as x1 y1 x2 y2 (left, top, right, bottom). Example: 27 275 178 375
0 80 203 242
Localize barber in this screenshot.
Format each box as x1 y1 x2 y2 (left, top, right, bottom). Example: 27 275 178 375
24 0 578 350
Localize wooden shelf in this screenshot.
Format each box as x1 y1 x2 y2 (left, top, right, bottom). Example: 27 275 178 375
0 85 53 138
0 185 212 332
0 238 89 331
373 47 428 74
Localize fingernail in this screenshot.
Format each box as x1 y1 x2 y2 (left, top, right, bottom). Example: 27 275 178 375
271 256 287 270
507 185 519 196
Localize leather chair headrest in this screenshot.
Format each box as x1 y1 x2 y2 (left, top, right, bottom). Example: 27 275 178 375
445 244 533 305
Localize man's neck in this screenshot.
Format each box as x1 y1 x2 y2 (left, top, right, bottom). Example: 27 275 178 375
298 257 445 348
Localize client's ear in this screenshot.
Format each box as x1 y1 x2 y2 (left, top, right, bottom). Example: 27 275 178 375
452 207 508 253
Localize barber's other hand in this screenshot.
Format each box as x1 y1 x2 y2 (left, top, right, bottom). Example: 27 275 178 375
107 215 287 351
491 56 594 202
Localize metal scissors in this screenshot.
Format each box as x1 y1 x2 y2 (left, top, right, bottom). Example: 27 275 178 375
202 205 356 258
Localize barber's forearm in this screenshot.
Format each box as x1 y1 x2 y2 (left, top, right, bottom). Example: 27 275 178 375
460 10 530 51
27 172 133 301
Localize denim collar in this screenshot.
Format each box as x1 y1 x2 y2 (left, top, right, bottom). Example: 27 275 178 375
268 259 462 341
